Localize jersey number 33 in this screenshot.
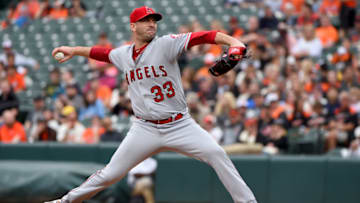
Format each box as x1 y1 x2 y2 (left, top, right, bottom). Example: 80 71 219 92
151 81 175 102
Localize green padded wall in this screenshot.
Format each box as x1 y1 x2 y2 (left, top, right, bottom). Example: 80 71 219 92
324 158 360 203
268 156 326 203
1 144 360 203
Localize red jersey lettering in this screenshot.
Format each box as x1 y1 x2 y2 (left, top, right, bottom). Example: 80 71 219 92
144 67 151 78
159 65 167 77
130 70 136 82
136 68 143 80
151 66 160 77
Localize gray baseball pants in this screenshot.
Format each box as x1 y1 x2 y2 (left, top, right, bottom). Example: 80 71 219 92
60 114 257 203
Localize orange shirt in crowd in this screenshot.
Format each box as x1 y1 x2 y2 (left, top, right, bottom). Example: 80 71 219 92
231 28 244 38
343 0 356 8
281 0 305 14
96 85 112 102
49 8 69 19
271 105 285 120
315 26 339 47
7 73 26 92
207 45 222 57
10 0 40 20
82 127 105 144
194 66 212 81
319 0 341 15
0 122 27 143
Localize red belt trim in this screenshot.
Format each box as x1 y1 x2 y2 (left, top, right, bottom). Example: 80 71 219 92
136 113 183 124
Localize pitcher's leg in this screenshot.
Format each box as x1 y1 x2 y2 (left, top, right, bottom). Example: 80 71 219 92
164 119 257 203
61 123 162 203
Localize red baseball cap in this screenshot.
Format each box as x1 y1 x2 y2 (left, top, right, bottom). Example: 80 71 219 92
130 6 162 23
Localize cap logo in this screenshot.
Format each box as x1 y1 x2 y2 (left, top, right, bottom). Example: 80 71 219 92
146 7 153 14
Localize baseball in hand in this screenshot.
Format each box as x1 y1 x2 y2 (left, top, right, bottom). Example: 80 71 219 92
54 52 65 60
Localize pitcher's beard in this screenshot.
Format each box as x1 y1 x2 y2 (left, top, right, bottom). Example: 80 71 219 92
144 34 155 43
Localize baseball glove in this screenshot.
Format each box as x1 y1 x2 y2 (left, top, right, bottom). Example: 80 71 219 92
209 46 248 77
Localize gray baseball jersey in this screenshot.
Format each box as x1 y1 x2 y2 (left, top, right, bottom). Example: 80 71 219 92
109 33 191 120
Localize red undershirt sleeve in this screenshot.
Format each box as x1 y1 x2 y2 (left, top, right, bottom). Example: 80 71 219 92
89 47 113 63
187 30 218 49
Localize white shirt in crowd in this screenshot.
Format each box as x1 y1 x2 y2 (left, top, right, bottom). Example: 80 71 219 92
291 37 323 58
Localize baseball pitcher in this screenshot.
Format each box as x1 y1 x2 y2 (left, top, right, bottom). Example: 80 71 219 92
47 6 256 203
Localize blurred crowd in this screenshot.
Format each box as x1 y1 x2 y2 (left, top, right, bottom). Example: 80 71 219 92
1 0 91 29
1 0 360 157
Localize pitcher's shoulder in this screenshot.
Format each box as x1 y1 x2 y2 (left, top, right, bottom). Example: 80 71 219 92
158 33 189 41
112 44 132 53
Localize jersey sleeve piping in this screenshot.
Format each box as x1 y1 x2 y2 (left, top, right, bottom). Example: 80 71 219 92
183 32 192 51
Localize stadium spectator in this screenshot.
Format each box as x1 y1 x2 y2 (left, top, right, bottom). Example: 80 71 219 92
224 0 244 8
296 3 319 27
215 71 237 97
6 60 26 92
339 0 357 30
48 0 68 19
202 114 223 144
347 137 360 157
0 62 6 80
55 84 84 113
111 90 133 118
315 15 339 48
35 0 51 18
222 107 245 145
100 117 124 142
325 91 358 151
44 68 63 99
84 78 112 108
28 116 57 142
25 95 45 133
281 1 298 26
263 0 282 12
181 66 196 94
238 116 259 144
7 0 40 27
340 66 359 91
281 0 305 14
57 105 85 143
0 80 19 116
185 92 210 124
215 92 237 119
196 77 217 106
68 0 87 18
0 110 26 143
60 69 81 93
331 39 353 68
110 79 129 106
319 0 341 16
42 108 60 133
240 16 264 44
228 17 244 38
262 119 289 153
82 116 105 144
291 24 323 58
259 6 279 30
79 90 105 121
0 40 40 71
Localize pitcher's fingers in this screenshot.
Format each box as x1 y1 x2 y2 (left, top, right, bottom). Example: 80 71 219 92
58 55 72 63
52 48 61 57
